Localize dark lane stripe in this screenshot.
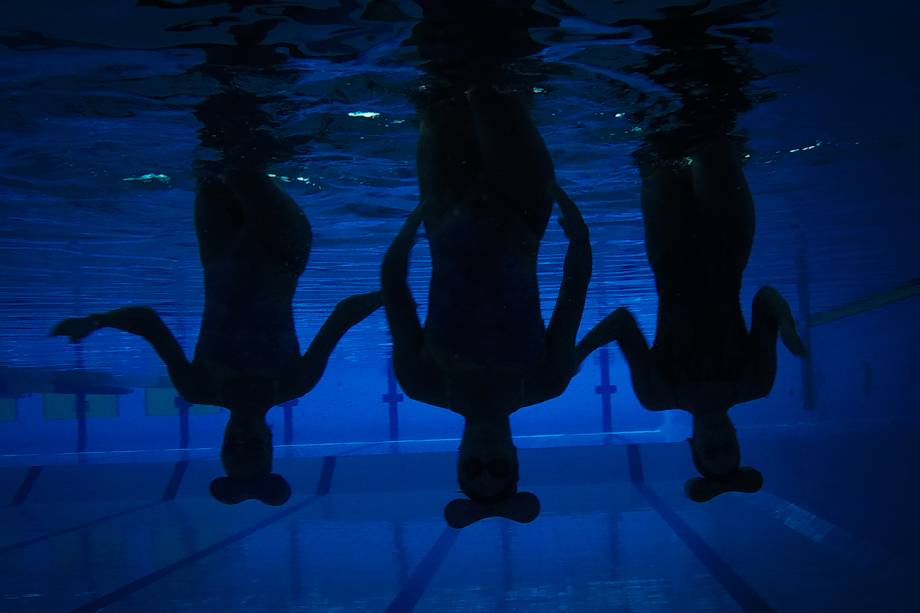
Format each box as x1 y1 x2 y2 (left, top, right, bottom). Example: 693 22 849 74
626 444 776 613
10 465 43 506
384 527 460 613
161 460 189 502
76 395 88 453
316 455 336 496
70 496 323 613
70 456 338 613
626 444 644 484
0 502 160 555
3 459 189 555
809 277 920 327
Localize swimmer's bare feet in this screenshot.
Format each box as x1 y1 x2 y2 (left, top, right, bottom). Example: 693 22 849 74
754 286 807 356
51 306 172 345
51 315 103 342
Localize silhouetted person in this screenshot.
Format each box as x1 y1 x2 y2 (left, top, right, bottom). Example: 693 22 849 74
578 1 804 501
52 167 380 505
51 10 383 505
383 84 593 527
578 136 804 500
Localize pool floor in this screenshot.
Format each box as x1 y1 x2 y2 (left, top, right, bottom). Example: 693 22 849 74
1 431 917 612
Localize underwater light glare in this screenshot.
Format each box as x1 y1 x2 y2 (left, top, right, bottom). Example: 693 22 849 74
788 140 823 154
122 173 170 184
348 111 381 118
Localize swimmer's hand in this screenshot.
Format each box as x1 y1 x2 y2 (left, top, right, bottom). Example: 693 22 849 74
51 315 102 342
553 185 589 244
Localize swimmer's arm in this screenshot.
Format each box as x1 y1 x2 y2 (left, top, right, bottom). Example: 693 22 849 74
525 186 593 404
51 306 204 402
381 204 449 407
738 286 806 402
290 291 383 397
575 307 674 411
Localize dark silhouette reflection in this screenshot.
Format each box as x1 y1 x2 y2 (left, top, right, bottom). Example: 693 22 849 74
51 15 380 505
385 1 615 528
580 1 805 501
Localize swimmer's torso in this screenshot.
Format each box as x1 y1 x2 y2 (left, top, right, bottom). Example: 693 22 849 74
648 215 750 408
424 206 546 373
650 298 748 412
195 259 302 380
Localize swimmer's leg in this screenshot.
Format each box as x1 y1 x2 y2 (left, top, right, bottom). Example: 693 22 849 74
380 204 448 407
546 187 592 355
575 307 675 411
224 169 312 276
467 86 554 237
283 290 383 399
51 307 208 404
524 187 592 404
739 286 806 401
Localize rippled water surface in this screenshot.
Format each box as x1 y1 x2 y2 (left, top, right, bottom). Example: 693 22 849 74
1 0 917 382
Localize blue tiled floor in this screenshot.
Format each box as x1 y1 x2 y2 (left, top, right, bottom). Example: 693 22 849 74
1 428 918 612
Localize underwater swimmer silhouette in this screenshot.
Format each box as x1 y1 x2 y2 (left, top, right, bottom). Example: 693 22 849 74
574 0 803 501
382 85 595 527
577 135 806 501
52 168 381 505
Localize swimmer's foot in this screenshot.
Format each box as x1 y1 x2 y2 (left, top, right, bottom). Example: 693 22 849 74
780 317 806 357
754 286 807 356
51 315 102 342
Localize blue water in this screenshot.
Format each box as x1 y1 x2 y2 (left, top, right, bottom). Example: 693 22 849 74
0 0 918 611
